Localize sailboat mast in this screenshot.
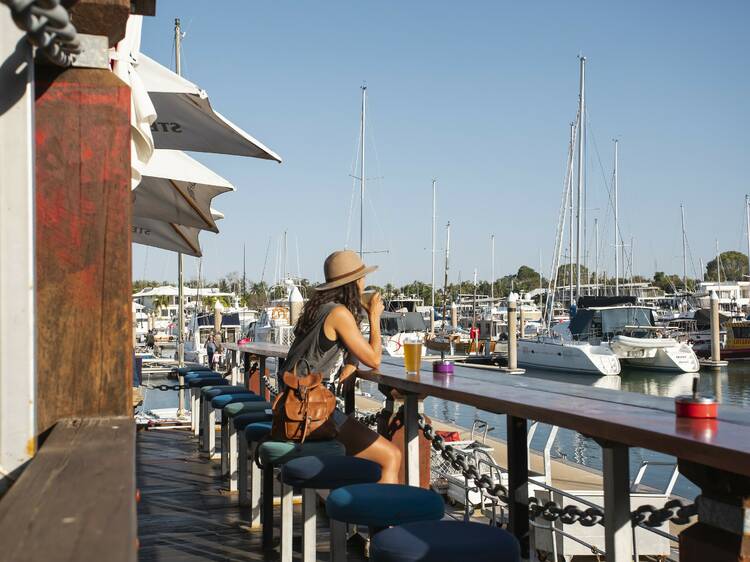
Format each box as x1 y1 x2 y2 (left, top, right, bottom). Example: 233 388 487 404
442 222 451 330
716 239 721 286
568 122 575 307
359 85 367 258
594 218 599 296
746 195 750 279
681 204 688 292
575 56 586 300
491 234 496 301
431 179 436 308
613 139 619 296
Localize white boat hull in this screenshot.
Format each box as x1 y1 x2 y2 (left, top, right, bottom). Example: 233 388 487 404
610 336 699 373
517 338 621 375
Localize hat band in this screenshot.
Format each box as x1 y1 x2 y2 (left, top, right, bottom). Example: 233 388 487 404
325 264 366 283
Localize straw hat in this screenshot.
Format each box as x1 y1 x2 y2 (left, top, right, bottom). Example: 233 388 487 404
315 250 378 291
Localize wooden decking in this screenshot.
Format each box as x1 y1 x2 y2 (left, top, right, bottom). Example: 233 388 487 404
137 427 366 562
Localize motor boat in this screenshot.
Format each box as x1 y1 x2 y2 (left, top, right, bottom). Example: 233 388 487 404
517 333 621 375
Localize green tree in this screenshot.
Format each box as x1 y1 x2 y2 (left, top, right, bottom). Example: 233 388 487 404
706 251 749 281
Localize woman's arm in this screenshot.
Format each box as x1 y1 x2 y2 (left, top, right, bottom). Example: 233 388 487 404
325 295 384 369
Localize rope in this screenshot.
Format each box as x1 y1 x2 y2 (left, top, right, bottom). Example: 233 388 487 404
3 0 80 67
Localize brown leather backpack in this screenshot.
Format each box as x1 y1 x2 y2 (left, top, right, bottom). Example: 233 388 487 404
271 362 337 443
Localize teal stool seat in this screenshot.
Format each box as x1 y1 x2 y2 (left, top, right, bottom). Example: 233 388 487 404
233 411 273 431
326 483 444 528
185 370 220 381
174 365 212 377
281 456 381 490
202 386 249 399
259 440 345 466
188 376 226 388
370 521 521 562
244 422 273 442
211 392 257 408
224 398 267 417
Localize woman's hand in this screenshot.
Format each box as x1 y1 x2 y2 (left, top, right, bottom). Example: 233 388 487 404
368 291 384 319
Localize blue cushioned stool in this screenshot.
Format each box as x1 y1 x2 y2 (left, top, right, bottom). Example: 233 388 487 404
211 395 265 470
240 422 273 514
224 407 272 490
369 520 520 562
279 456 382 562
326 483 445 562
258 440 346 549
173 365 212 377
186 375 226 436
197 385 248 438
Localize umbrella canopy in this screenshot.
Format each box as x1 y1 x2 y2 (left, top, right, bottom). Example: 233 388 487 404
132 209 224 258
136 53 282 162
133 149 234 232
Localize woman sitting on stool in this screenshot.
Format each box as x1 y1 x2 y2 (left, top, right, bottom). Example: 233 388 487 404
282 250 401 483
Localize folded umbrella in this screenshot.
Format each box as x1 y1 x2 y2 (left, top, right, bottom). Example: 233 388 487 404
132 209 224 258
133 149 234 232
136 53 282 162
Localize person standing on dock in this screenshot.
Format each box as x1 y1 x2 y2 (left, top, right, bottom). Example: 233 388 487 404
206 334 217 368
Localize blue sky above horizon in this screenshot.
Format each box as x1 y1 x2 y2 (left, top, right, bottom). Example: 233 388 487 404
133 1 749 288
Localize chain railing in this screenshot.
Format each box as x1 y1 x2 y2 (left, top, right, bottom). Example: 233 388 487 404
3 0 81 66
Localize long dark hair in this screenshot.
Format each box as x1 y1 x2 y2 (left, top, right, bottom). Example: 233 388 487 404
294 281 363 338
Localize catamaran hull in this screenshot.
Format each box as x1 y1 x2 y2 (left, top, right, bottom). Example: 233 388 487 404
610 337 699 373
517 339 621 375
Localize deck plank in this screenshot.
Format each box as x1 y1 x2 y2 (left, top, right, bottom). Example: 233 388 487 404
137 427 365 562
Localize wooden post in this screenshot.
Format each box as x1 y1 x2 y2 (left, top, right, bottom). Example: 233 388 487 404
35 65 132 435
678 461 750 562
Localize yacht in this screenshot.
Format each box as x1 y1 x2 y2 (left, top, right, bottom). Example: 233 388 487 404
571 298 700 373
517 333 621 375
378 311 428 357
183 311 241 366
253 279 304 346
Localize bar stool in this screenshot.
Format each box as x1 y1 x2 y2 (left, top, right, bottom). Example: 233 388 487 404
369 520 520 562
185 373 225 434
258 440 346 549
208 393 260 461
240 422 273 521
224 408 273 491
325 484 445 562
279 456 382 562
199 386 252 450
219 398 268 466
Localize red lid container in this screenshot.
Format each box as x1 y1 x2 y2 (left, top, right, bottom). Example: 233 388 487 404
675 395 718 419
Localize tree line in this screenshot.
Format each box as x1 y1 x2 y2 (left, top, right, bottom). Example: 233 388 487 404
133 251 749 306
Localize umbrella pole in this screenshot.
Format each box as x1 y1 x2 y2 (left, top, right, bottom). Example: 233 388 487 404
177 251 186 416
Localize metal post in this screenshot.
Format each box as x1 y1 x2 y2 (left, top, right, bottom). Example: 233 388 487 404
506 415 529 559
594 218 599 296
174 18 186 415
0 6 36 490
746 195 750 279
681 204 688 292
491 234 495 302
403 393 420 487
602 443 633 562
575 56 586 300
432 179 437 313
569 122 575 306
359 85 366 258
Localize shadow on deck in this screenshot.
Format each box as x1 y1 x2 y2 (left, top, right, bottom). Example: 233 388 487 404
137 428 366 562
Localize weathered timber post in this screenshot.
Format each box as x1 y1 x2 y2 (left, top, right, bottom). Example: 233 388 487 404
700 291 728 370
501 293 524 373
34 0 133 436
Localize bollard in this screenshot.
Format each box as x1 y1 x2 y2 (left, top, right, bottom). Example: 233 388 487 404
699 291 728 370
501 293 525 373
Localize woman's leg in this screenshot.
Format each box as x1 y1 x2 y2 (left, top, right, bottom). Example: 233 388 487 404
337 417 402 484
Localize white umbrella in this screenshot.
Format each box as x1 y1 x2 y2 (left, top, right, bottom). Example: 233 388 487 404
136 53 282 162
133 149 234 232
132 209 224 258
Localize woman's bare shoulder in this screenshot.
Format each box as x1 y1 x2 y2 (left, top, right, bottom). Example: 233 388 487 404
327 304 355 324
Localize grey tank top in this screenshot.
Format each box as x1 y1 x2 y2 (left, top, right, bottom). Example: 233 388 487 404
283 302 347 381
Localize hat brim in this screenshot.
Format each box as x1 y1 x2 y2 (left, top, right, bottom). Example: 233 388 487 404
315 265 378 291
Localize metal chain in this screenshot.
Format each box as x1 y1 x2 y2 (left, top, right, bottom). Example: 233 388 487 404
631 499 697 527
415 413 695 529
143 384 189 392
417 414 510 504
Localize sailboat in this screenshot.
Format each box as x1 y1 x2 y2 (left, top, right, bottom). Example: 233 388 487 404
517 56 621 376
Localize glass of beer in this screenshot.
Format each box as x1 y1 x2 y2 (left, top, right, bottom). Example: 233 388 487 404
403 336 422 375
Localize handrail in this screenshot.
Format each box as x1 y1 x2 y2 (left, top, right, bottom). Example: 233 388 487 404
0 417 137 562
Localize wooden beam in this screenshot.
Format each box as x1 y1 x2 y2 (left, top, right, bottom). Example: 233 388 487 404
0 417 137 562
35 67 132 435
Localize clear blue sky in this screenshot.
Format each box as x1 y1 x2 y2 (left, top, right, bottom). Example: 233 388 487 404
133 1 749 288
